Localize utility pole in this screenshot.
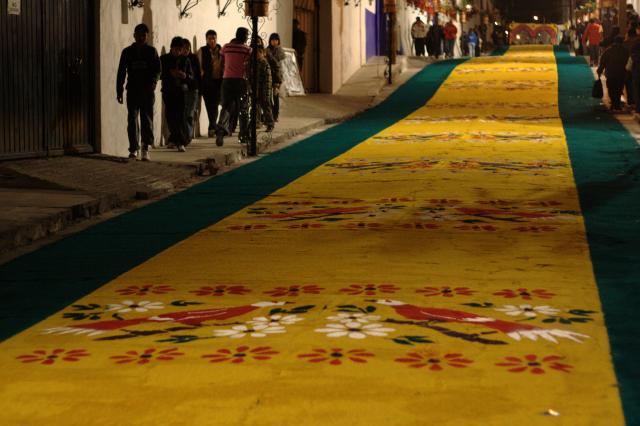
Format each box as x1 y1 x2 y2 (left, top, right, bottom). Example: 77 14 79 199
244 0 268 157
384 0 396 85
250 14 258 157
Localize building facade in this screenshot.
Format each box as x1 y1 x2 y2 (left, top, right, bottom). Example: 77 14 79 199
1 0 391 159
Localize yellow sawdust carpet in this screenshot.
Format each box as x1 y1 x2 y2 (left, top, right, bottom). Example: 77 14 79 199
0 46 624 425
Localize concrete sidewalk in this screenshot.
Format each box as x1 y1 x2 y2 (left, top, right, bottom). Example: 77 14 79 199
0 56 424 261
151 55 413 170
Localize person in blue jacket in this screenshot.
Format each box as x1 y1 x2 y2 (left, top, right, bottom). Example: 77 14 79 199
468 28 479 58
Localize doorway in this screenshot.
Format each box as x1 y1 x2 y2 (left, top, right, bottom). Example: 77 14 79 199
0 0 96 159
293 0 319 93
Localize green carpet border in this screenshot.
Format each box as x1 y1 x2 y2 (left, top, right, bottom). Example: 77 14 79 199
0 55 490 341
555 46 640 425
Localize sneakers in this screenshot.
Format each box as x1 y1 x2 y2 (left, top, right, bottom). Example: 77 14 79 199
215 130 225 147
208 129 216 138
128 151 138 160
178 145 186 152
141 150 151 161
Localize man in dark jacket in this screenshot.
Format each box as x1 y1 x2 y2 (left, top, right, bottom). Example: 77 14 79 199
116 23 161 161
292 19 307 70
598 36 630 111
427 22 444 59
182 38 200 148
197 30 223 137
161 37 194 152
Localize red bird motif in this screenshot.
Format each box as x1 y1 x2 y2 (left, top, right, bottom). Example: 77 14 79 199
374 299 589 343
42 301 288 337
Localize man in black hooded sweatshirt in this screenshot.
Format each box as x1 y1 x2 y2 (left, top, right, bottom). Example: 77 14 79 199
116 23 161 161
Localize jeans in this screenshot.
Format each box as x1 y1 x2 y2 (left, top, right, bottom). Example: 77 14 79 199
588 44 600 65
445 39 455 57
217 78 247 136
625 71 634 105
606 78 624 109
272 91 280 121
201 79 222 132
184 90 198 144
163 90 188 146
414 38 425 56
126 90 155 153
468 42 477 57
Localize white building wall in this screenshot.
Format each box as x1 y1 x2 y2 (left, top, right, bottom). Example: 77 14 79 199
99 0 293 157
329 1 369 93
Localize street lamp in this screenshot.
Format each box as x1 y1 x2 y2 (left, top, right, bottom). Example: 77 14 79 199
533 15 539 21
244 0 269 157
384 0 396 85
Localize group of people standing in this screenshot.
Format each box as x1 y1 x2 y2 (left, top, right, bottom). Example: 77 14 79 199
410 17 480 59
116 23 286 161
583 15 640 116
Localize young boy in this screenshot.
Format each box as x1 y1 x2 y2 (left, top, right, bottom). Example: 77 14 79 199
160 37 194 152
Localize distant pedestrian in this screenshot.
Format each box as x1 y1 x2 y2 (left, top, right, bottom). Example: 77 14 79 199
411 17 427 56
182 38 200 148
267 33 285 122
444 21 458 58
468 29 479 57
600 26 620 50
197 30 223 138
426 22 444 59
582 18 603 66
215 27 251 147
623 25 638 106
161 36 194 152
116 23 161 161
292 19 307 70
598 36 629 111
250 38 274 133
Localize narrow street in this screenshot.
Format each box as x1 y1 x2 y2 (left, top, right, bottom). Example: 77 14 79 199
1 46 638 425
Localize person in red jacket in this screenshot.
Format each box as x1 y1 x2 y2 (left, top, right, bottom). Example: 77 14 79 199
444 21 458 59
582 18 603 66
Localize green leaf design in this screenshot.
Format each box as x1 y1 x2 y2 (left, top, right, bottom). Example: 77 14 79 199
542 318 557 323
156 335 199 344
567 309 597 316
171 300 204 307
63 313 91 321
269 308 284 315
462 302 493 308
288 305 315 314
393 338 413 345
406 336 434 343
337 304 361 313
365 305 377 313
71 304 102 311
568 317 592 323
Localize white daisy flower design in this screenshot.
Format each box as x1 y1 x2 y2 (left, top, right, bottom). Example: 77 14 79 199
213 324 286 339
105 300 164 313
248 314 303 327
315 322 395 339
325 313 382 324
494 304 560 318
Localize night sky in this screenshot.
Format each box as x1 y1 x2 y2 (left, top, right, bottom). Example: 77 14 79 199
507 0 567 23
